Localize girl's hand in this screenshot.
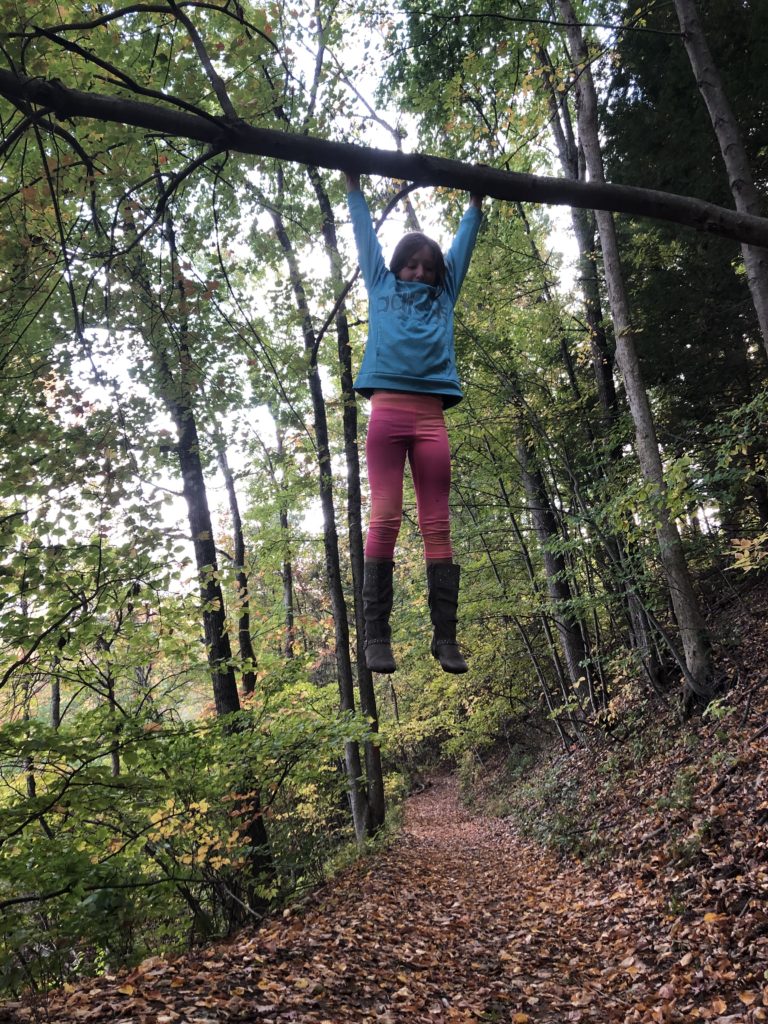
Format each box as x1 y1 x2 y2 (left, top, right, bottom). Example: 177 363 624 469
469 193 484 209
345 172 361 193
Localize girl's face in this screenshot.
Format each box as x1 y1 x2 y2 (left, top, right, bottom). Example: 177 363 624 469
397 244 437 285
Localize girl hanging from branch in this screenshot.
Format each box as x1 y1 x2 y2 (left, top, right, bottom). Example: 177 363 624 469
344 172 483 674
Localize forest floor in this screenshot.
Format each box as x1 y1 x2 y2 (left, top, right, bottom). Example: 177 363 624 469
8 582 768 1024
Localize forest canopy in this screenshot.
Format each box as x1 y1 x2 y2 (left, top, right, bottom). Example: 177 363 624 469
1 0 766 996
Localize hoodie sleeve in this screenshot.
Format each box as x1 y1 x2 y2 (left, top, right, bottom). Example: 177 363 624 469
347 189 389 293
444 205 482 304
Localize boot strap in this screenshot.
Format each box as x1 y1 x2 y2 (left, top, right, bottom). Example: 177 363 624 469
365 638 392 647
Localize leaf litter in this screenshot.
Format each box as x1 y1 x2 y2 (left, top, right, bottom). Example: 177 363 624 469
8 764 766 1023
7 584 768 1023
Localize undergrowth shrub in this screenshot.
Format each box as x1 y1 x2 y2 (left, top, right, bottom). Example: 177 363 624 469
0 675 369 997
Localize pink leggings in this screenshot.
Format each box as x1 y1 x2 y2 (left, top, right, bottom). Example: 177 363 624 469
365 391 453 561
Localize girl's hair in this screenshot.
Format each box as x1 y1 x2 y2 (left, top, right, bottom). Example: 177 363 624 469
390 232 446 292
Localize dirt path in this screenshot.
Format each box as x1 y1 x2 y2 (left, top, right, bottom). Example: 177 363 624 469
21 776 714 1024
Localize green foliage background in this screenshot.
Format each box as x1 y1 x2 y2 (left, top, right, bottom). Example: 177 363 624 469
1 0 767 996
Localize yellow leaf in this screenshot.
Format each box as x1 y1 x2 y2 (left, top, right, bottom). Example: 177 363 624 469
117 984 135 996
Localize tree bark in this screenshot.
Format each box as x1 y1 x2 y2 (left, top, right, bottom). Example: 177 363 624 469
3 69 768 247
140 244 241 717
536 44 617 423
558 0 714 705
271 206 371 845
516 439 590 706
217 447 257 695
307 167 385 833
273 417 296 659
132 204 274 913
673 0 768 361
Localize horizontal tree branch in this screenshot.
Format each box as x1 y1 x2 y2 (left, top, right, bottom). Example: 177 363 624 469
2 68 768 247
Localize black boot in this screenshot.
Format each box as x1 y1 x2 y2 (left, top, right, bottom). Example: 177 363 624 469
363 559 397 673
427 563 468 674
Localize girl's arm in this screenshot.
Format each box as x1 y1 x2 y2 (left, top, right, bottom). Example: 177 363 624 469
444 195 484 301
344 174 388 290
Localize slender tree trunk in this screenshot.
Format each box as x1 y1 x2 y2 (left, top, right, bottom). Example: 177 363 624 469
492 353 591 702
50 679 60 729
455 476 571 748
159 344 240 716
673 0 768 361
50 637 64 728
271 204 371 844
217 447 257 695
107 674 120 777
278 505 295 658
272 417 296 658
535 44 617 423
486 450 581 737
511 613 570 750
558 0 715 706
308 167 385 832
516 439 590 704
133 201 274 912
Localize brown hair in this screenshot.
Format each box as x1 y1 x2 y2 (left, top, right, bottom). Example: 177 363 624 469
390 232 446 292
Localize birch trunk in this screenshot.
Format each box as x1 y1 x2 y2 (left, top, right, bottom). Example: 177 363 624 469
557 0 714 705
673 0 768 361
536 44 617 423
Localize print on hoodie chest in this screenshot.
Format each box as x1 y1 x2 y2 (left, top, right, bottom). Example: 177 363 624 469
376 290 449 327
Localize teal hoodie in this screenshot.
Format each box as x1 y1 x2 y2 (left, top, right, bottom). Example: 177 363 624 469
348 190 482 408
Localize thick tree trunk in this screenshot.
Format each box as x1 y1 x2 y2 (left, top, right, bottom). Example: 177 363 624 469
673 0 768 361
308 167 385 833
558 0 714 705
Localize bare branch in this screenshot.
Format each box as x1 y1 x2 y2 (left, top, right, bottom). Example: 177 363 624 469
2 69 768 247
167 0 238 119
